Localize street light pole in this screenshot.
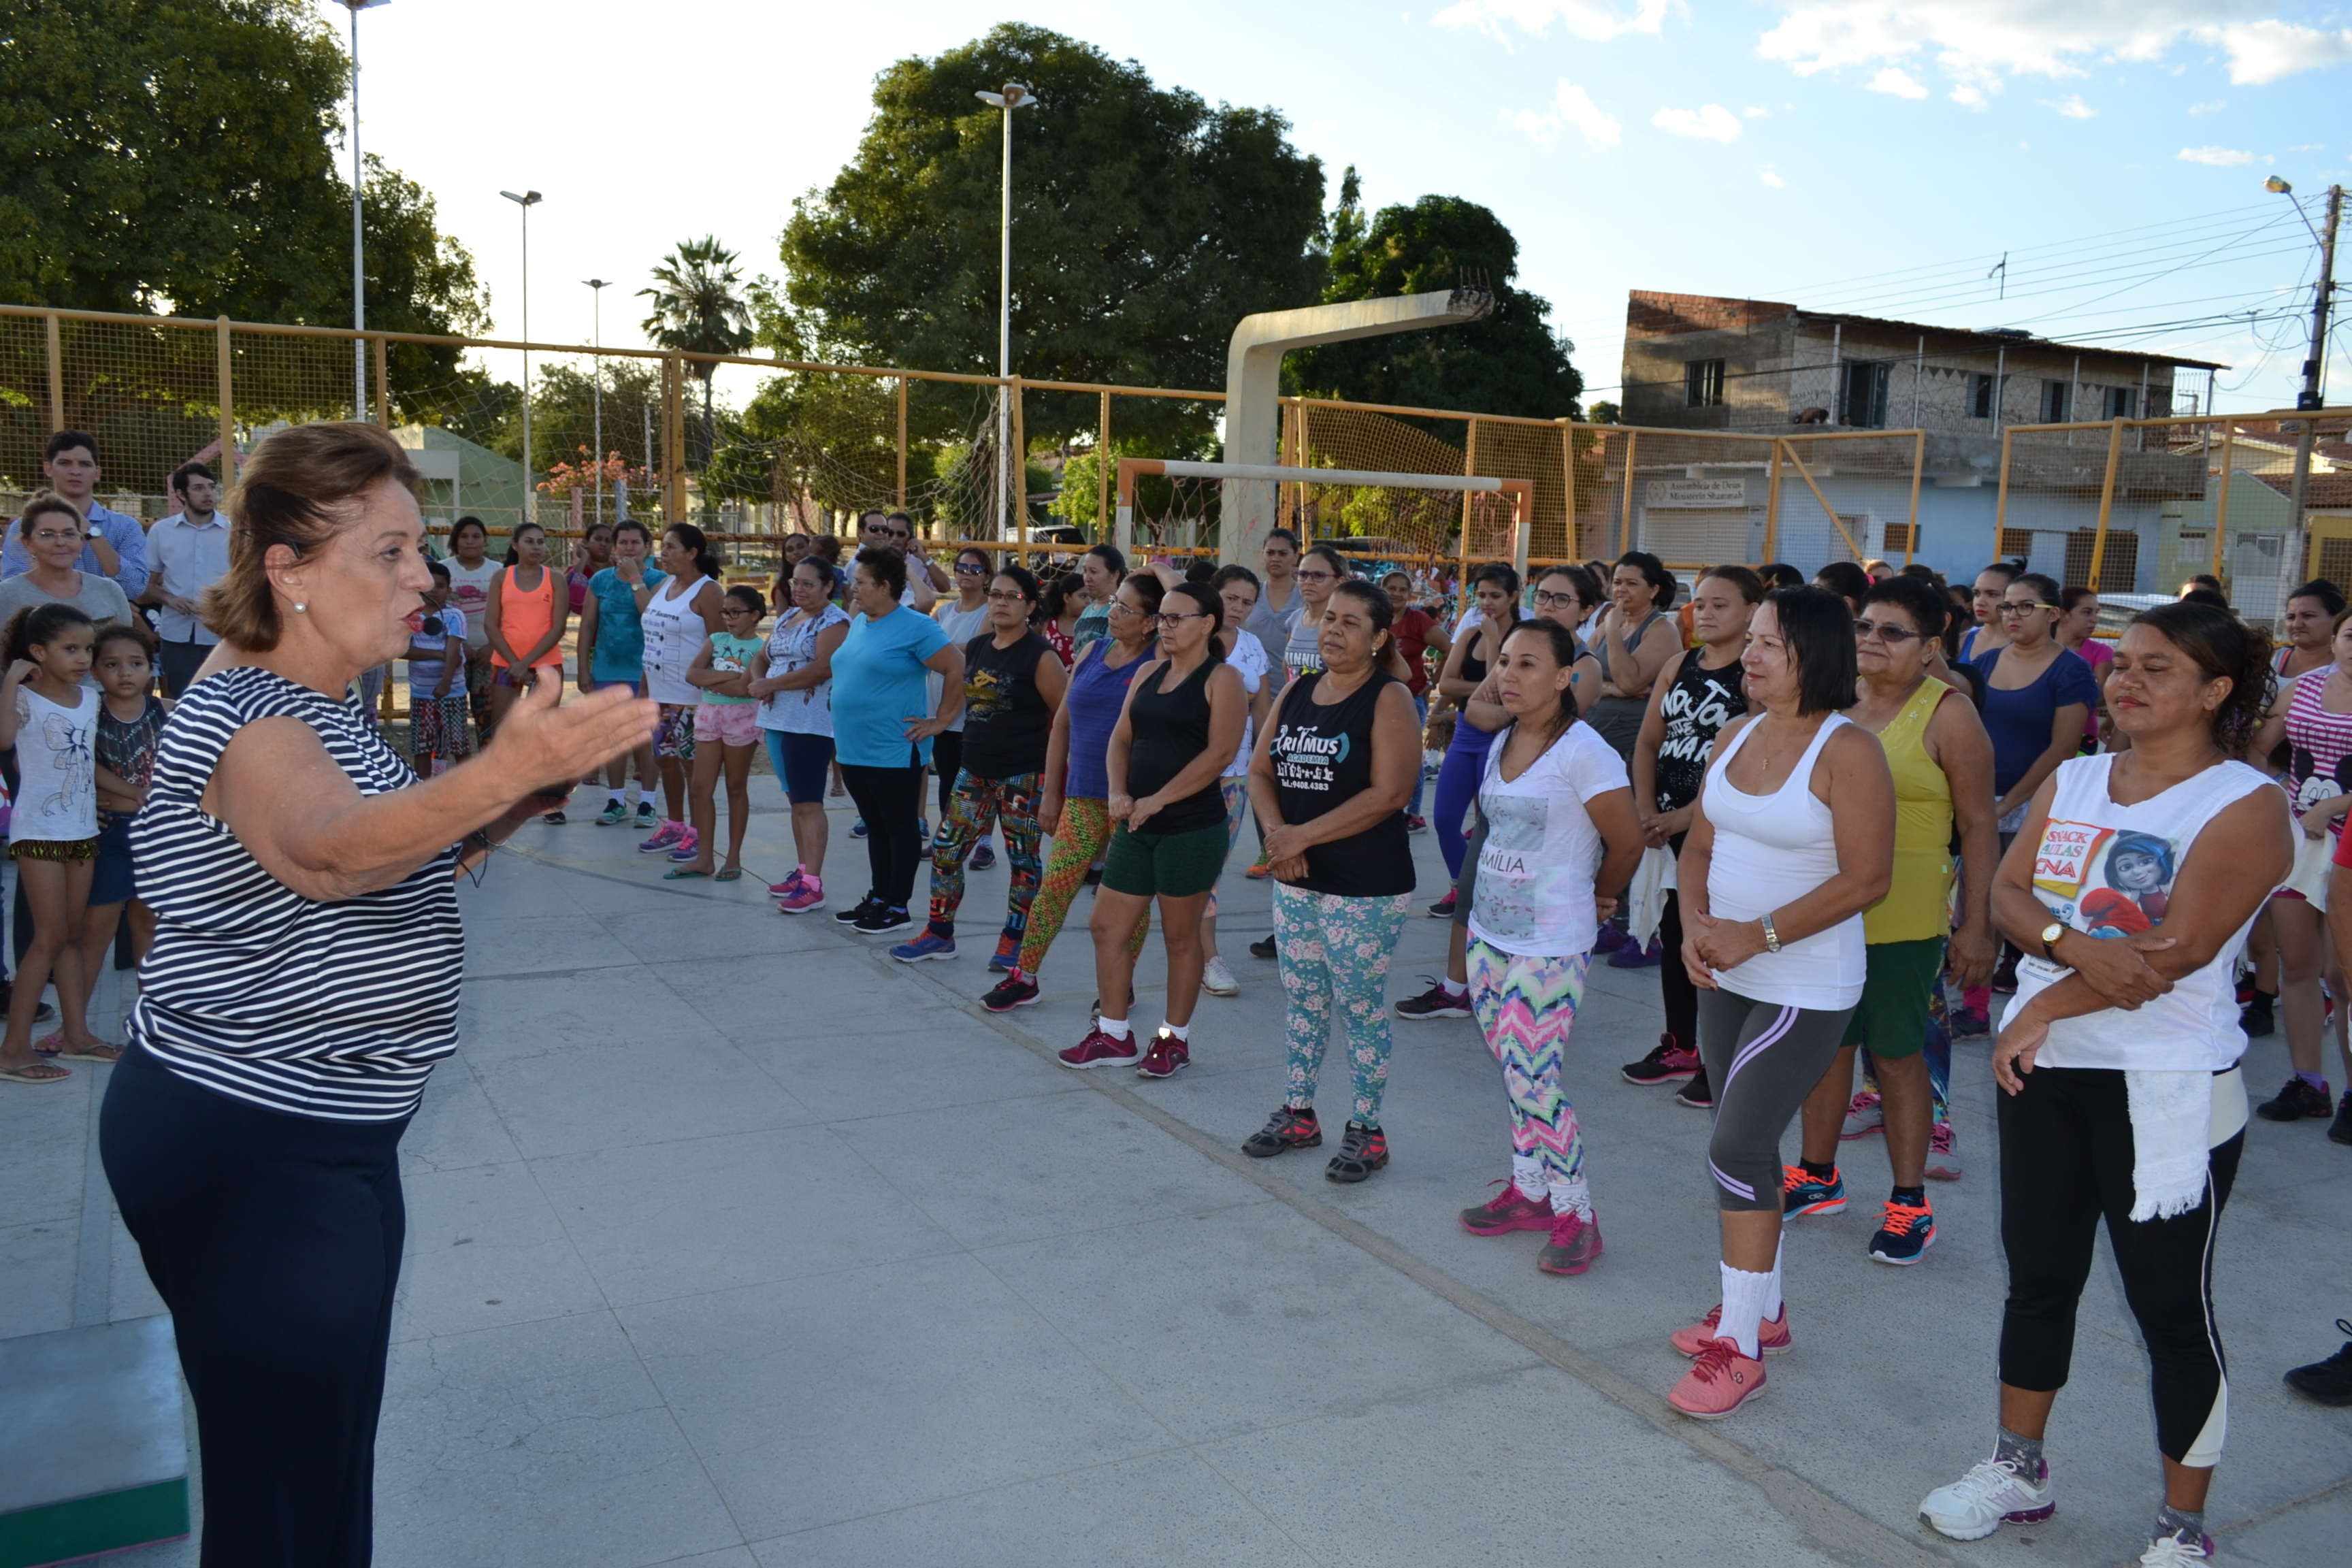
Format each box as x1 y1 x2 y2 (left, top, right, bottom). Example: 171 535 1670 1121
500 189 542 522
585 278 610 527
974 82 1036 540
342 2 388 419
2267 176 2343 584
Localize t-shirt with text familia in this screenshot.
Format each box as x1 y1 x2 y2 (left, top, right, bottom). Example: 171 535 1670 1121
1469 721 1631 959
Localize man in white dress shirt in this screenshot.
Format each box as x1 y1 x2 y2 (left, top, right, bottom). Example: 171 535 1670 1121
142 460 231 696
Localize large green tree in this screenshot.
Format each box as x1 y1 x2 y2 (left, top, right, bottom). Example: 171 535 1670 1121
1291 172 1581 421
779 23 1327 449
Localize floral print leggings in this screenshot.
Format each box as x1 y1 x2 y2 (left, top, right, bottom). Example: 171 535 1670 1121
1467 939 1592 1215
1274 885 1412 1126
925 770 1044 945
1015 796 1148 982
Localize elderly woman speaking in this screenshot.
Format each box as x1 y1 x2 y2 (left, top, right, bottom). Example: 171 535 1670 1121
98 423 653 1567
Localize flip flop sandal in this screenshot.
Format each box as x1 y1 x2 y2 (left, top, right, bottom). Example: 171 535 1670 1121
34 1030 65 1055
662 866 711 880
713 867 743 883
55 1041 124 1062
1 1060 71 1083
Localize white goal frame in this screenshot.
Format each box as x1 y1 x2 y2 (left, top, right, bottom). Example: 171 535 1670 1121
1113 458 1533 579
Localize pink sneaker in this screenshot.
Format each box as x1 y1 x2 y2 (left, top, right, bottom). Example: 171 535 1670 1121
1458 1181 1552 1236
1927 1121 1963 1181
637 820 685 853
666 829 701 862
768 868 806 898
777 876 826 914
1671 1302 1793 1358
1058 1027 1145 1070
1536 1209 1603 1275
1667 1339 1768 1419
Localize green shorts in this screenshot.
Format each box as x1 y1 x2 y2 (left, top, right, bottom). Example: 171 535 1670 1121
1102 820 1229 899
1840 935 1946 1059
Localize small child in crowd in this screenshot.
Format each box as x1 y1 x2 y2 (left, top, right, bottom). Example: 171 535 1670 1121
408 561 474 778
671 585 764 881
84 621 165 1011
0 604 108 1083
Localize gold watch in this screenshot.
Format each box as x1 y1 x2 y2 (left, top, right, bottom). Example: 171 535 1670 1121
2039 921 2066 962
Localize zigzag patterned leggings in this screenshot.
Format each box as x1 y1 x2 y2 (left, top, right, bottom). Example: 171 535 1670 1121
1468 941 1592 1209
1015 796 1147 983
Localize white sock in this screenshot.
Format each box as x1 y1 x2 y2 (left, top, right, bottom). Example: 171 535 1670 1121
1512 1154 1550 1200
1764 1235 1785 1321
1549 1175 1594 1221
1160 1019 1190 1041
607 789 625 806
1099 1016 1131 1041
1441 976 1468 998
1718 1262 1774 1360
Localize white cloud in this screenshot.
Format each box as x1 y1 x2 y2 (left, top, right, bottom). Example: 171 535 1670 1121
1652 103 1744 141
1744 104 1772 116
2188 99 2225 113
1754 3 2352 96
2045 93 2097 117
1760 167 1787 186
1867 66 1929 97
1950 84 1989 107
1503 80 1624 146
1433 0 1676 43
2178 145 2255 165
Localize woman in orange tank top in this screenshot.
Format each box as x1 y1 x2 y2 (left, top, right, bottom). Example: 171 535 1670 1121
483 521 571 736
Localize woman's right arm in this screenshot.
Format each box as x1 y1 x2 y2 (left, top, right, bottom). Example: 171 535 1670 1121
575 595 601 694
202 679 656 901
1039 691 1075 837
1630 659 1678 844
482 570 517 666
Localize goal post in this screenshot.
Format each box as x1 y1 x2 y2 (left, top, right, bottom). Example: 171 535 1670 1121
1113 457 1534 585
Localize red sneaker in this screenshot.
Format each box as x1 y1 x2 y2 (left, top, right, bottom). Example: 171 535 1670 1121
1458 1180 1552 1235
1058 1027 1145 1070
1134 1030 1190 1079
1536 1209 1603 1275
1671 1303 1793 1358
1667 1339 1768 1419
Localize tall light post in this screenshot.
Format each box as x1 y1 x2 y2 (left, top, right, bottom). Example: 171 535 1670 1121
500 189 542 521
585 278 610 527
341 1 388 419
2266 175 2343 585
974 82 1037 540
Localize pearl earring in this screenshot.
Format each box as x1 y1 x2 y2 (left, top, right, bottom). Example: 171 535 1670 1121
294 602 307 612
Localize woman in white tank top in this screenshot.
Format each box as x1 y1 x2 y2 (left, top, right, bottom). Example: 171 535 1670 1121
632 526 725 853
1662 587 1895 1420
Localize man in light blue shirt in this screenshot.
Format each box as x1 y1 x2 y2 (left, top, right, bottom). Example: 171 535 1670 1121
142 459 231 695
2 429 149 597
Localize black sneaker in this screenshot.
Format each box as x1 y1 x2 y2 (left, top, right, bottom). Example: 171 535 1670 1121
1426 891 1457 919
1083 864 1103 887
2285 1320 2352 1406
1242 1106 1322 1158
1250 934 1277 960
1675 1068 1715 1109
541 810 567 825
834 896 883 926
1325 1121 1389 1183
2241 990 2276 1038
1991 947 2019 996
981 974 1040 1012
1393 977 1472 1020
854 905 913 936
1622 1033 1701 1085
2332 1092 2352 1146
2256 1075 2332 1122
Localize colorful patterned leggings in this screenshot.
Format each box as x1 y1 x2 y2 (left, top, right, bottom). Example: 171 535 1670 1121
1275 885 1412 1126
925 770 1045 944
1467 940 1592 1212
1202 778 1250 921
1016 796 1147 981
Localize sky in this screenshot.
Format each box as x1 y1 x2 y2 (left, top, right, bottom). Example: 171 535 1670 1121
326 0 2352 416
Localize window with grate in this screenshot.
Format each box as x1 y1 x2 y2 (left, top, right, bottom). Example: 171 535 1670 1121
2042 380 2072 423
1972 374 2002 419
1840 361 1890 427
2104 387 2137 419
1999 527 2035 560
2064 527 2138 591
1686 359 1725 408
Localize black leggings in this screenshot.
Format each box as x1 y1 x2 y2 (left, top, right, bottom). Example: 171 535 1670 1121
1997 1065 2241 1466
1660 888 1699 1054
100 1047 408 1568
840 758 926 910
1697 987 1856 1212
932 730 962 822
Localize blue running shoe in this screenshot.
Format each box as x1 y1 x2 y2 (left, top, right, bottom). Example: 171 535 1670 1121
889 930 958 963
1782 1164 1848 1219
1869 1199 1936 1265
850 819 868 838
971 841 997 871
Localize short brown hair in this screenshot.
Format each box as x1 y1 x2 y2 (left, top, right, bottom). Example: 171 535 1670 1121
15 491 81 542
203 422 420 651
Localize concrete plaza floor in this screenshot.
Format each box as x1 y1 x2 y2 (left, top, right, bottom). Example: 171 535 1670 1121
6 789 2349 1567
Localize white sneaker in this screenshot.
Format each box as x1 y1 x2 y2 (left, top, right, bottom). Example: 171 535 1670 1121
1918 1455 2055 1541
1201 956 1239 997
2138 1529 2214 1565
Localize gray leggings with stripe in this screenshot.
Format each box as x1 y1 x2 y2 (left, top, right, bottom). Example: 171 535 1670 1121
1697 987 1857 1212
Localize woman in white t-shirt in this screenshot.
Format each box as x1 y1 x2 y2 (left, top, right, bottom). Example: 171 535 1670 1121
441 517 503 737
1196 564 1278 996
1454 619 1644 1276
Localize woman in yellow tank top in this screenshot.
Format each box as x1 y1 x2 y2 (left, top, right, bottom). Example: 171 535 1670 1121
1792 576 1999 1266
483 521 572 739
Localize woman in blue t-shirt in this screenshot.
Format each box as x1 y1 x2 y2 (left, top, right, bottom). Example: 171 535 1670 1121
576 519 667 827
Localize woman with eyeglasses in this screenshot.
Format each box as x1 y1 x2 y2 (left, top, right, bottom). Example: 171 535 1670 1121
1973 572 2099 991
1424 563 1521 918
892 566 1066 966
1278 544 1351 683
1058 583 1247 1076
930 547 998 868
1196 566 1279 998
983 572 1164 1012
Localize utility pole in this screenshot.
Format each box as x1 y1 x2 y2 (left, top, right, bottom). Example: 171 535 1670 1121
500 189 542 522
341 3 388 419
975 82 1037 540
2273 179 2342 585
585 278 610 528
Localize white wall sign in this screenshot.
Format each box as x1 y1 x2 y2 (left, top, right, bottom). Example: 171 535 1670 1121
1646 477 1749 508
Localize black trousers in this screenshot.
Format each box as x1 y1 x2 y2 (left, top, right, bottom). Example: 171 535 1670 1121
931 729 962 821
1659 888 1699 1054
839 757 926 910
1997 1065 2241 1465
101 1047 408 1568
158 636 209 698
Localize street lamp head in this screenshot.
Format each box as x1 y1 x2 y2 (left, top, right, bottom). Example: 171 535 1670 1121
500 189 542 207
975 82 1038 110
2266 176 2293 195
341 0 389 12
584 278 612 290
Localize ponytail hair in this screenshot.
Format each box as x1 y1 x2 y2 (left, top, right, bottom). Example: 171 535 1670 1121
1 602 97 669
668 523 721 580
1501 617 1585 728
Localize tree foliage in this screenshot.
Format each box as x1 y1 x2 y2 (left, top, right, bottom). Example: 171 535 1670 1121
641 236 753 470
779 22 1328 448
1290 171 1582 422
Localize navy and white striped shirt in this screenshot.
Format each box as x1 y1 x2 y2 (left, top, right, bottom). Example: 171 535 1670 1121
127 667 461 1121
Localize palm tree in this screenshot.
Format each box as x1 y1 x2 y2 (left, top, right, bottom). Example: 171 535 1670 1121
639 236 753 474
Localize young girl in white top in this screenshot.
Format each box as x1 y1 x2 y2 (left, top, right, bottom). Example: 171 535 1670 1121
1454 619 1644 1277
0 603 108 1082
1669 586 1895 1418
1920 600 2291 1568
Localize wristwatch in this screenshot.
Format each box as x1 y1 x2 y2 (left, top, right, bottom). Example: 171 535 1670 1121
2040 920 2066 962
1761 912 1782 953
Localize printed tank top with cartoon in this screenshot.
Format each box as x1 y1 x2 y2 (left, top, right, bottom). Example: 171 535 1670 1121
2283 670 2352 839
2011 753 2279 1071
1652 648 1747 817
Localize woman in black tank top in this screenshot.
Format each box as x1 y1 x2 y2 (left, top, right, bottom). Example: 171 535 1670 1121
1242 579 1424 1183
1056 582 1248 1079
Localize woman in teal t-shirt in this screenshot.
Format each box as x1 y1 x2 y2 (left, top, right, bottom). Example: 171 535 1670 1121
668 584 768 882
577 519 668 827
